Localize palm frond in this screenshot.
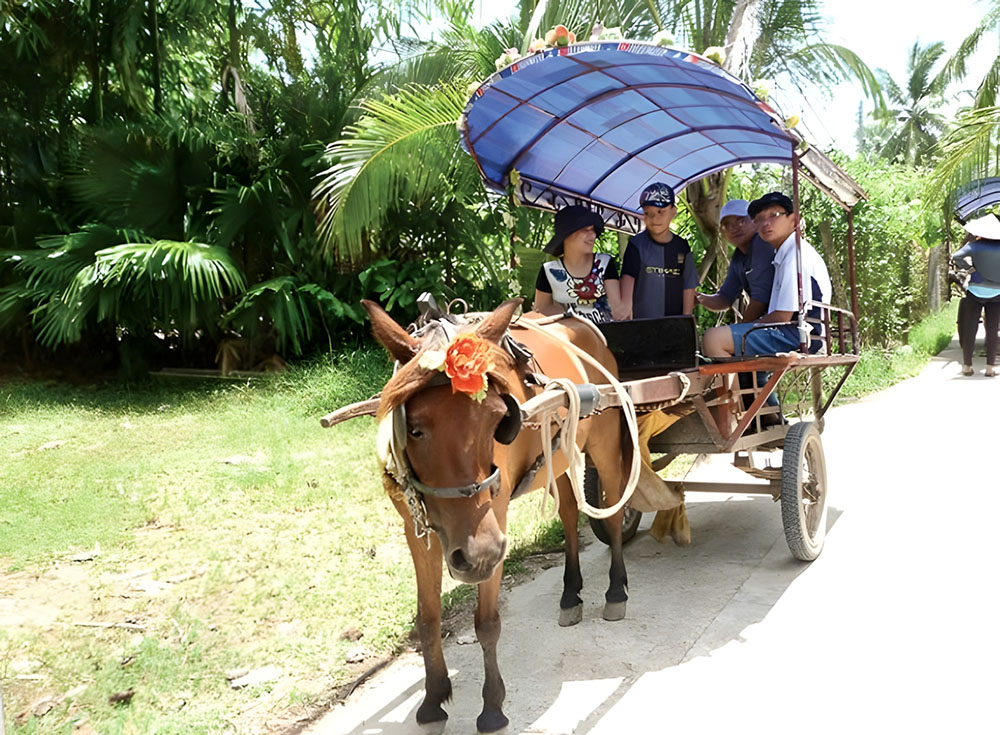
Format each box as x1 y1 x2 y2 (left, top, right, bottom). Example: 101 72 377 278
786 43 885 110
941 5 1000 85
932 105 1000 206
312 81 470 265
224 276 362 355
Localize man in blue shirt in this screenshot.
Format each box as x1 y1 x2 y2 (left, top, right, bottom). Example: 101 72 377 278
703 192 832 358
620 182 700 319
695 199 775 322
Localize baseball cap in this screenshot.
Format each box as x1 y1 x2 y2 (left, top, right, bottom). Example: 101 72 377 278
719 199 750 220
638 182 676 208
748 192 794 219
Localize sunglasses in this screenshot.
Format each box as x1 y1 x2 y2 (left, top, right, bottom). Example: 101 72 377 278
753 211 790 226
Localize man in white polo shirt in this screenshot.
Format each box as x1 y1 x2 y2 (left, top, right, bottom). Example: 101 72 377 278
702 191 832 358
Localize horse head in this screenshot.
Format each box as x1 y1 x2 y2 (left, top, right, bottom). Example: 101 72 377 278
363 298 524 584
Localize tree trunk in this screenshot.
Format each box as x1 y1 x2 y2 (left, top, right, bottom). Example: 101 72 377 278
684 172 729 288
90 0 104 123
149 0 163 114
723 0 761 79
927 243 941 313
818 219 846 309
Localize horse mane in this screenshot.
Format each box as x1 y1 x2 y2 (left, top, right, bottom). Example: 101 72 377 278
377 329 517 420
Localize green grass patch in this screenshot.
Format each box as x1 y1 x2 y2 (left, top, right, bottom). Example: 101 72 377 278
836 300 958 401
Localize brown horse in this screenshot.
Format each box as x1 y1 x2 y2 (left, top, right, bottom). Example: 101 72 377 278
364 297 645 733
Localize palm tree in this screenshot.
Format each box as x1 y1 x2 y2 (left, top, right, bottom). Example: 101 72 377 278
313 0 882 287
875 41 948 166
933 2 1000 200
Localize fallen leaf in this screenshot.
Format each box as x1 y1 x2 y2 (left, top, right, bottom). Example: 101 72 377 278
229 665 282 689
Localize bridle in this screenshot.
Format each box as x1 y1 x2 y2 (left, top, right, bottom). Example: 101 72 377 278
380 320 524 541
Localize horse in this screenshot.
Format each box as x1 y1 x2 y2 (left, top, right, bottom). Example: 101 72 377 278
363 296 674 733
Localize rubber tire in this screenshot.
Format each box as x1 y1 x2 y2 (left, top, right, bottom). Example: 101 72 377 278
780 421 828 561
584 466 642 546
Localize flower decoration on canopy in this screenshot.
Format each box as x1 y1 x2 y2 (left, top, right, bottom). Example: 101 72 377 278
702 46 726 66
495 47 520 70
651 30 675 47
419 334 495 402
545 24 576 47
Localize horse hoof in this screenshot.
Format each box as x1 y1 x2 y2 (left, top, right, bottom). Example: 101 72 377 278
477 709 509 734
416 702 448 727
603 600 627 621
558 603 583 627
418 720 447 735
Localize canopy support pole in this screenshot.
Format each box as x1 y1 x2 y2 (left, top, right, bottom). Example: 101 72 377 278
792 154 808 352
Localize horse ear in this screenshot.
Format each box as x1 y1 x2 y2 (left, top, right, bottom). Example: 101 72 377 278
475 298 523 343
362 299 419 364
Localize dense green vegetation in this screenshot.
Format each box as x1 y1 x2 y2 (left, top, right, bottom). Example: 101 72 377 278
3 0 996 375
2 1 1000 729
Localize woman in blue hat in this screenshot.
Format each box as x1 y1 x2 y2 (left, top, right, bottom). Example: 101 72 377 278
533 205 625 324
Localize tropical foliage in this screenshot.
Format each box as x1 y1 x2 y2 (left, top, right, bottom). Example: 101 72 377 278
2 0 992 376
875 41 949 166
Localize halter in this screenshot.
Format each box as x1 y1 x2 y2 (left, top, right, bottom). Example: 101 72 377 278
379 311 526 541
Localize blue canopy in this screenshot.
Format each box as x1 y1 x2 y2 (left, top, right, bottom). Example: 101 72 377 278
953 178 1000 223
460 41 865 232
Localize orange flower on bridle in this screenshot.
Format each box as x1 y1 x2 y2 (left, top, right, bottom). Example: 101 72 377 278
441 334 494 402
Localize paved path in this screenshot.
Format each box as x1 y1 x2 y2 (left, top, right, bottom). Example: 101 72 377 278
307 330 999 735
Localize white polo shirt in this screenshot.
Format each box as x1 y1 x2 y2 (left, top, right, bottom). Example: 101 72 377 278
768 231 832 316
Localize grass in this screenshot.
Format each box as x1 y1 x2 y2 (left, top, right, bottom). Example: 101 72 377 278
0 349 566 734
0 302 958 733
836 300 959 401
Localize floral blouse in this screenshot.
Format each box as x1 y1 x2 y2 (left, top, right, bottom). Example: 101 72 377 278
535 253 618 324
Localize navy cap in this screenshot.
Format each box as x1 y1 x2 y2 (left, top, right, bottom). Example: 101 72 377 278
748 192 794 218
638 182 676 208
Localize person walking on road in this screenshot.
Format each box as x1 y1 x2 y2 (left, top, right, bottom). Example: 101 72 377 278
952 213 1000 377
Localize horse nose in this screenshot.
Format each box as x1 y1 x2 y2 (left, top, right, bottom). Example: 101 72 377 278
448 535 508 582
449 548 474 573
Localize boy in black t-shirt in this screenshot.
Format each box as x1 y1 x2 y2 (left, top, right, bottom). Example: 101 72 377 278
620 182 699 319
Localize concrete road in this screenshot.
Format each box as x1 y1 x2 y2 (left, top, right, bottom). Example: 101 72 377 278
306 332 999 735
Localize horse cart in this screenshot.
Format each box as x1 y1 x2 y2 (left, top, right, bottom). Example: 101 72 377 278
321 40 867 731
456 40 867 561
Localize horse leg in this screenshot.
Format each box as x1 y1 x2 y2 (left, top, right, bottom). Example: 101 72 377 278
474 568 508 734
585 414 629 622
391 495 452 725
555 473 584 626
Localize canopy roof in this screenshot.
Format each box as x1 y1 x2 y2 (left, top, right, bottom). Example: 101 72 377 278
460 41 866 233
953 178 1000 223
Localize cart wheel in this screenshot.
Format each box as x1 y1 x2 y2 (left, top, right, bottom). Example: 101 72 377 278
780 421 828 561
583 467 642 546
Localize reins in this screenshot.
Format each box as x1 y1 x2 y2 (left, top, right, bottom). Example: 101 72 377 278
513 314 643 520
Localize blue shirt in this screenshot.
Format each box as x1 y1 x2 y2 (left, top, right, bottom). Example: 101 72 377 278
717 234 776 307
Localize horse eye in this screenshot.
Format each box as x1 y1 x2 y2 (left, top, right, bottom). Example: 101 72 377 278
407 426 424 439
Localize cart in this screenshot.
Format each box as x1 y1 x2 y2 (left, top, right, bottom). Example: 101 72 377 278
458 40 868 561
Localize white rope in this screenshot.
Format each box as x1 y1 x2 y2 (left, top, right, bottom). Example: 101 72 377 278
516 318 641 520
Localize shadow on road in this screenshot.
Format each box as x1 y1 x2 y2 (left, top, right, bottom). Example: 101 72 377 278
314 494 842 735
